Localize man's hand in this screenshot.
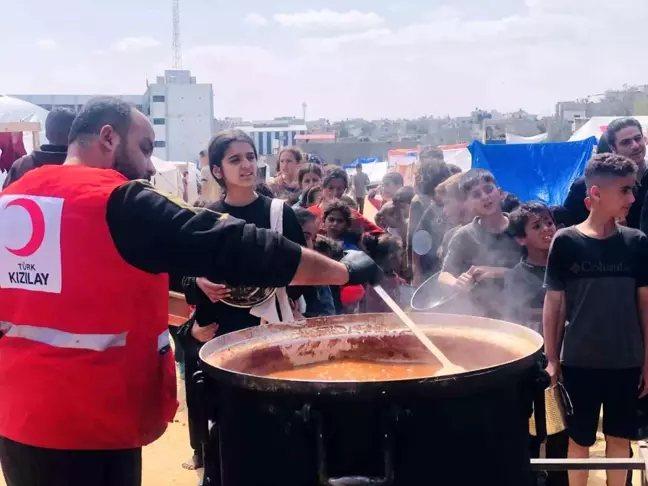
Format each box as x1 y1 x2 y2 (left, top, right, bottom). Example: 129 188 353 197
196 278 231 303
454 266 479 292
341 250 384 286
190 321 219 343
546 360 561 387
471 266 508 282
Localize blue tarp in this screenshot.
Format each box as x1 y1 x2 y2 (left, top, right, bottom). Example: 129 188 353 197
468 137 597 205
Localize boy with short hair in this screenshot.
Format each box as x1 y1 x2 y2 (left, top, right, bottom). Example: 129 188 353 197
434 173 473 263
544 153 648 486
439 169 522 317
505 202 568 486
368 172 404 210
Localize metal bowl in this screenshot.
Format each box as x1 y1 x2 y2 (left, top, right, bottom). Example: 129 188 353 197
220 286 277 309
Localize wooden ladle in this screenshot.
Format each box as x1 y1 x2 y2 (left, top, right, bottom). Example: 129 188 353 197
373 285 466 375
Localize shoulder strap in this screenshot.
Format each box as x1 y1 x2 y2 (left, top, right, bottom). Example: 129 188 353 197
270 198 284 235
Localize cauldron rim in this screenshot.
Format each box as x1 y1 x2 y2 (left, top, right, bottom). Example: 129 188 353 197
198 312 544 396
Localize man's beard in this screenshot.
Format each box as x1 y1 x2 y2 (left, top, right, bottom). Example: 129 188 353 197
113 143 150 181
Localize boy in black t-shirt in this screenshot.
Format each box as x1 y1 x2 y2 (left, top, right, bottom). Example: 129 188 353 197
439 169 522 317
504 202 568 486
544 153 648 486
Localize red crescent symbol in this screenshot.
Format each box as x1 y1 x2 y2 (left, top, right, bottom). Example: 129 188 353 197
5 198 46 257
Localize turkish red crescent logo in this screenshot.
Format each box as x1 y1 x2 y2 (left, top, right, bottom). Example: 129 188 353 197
5 198 46 257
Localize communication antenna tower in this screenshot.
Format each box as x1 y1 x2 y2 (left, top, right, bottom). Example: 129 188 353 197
172 0 182 69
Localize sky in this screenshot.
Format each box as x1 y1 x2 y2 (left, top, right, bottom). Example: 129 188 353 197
2 0 647 120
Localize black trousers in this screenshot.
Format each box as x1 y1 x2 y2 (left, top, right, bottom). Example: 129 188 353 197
356 197 365 214
0 436 141 486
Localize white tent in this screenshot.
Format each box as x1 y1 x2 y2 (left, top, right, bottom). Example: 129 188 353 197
151 156 199 203
569 116 648 141
0 95 49 153
506 133 548 144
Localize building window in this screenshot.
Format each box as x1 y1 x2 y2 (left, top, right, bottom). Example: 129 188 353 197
153 118 166 125
152 95 165 102
153 141 166 148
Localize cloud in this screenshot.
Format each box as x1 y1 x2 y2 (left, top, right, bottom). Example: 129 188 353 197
36 39 58 50
111 36 160 52
273 9 385 31
243 13 268 26
5 0 648 121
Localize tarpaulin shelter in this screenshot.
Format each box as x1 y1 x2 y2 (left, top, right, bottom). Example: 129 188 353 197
569 116 648 141
469 137 597 205
0 95 49 155
506 133 548 144
343 158 388 184
387 144 472 186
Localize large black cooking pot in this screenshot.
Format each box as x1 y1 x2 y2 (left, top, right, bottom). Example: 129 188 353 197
197 313 546 486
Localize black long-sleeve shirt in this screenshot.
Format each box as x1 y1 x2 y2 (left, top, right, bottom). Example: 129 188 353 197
105 181 303 289
180 195 313 335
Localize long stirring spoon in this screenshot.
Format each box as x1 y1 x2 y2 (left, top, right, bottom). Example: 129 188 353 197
373 285 465 375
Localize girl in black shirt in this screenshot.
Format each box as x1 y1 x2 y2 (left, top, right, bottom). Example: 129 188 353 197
182 130 309 335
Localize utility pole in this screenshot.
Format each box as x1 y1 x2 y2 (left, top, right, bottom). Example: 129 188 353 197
172 0 182 69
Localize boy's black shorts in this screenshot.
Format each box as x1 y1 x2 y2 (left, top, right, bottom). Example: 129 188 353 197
562 366 641 447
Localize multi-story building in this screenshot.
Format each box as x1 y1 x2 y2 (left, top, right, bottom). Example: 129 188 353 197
235 119 307 156
11 69 214 163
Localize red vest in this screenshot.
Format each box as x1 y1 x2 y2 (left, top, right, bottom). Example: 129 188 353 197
0 165 177 450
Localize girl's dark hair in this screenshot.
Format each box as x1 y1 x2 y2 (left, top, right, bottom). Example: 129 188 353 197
322 199 352 226
304 185 323 207
597 131 611 154
322 167 349 190
208 129 258 188
255 182 274 198
298 163 323 186
294 207 317 227
314 235 344 260
361 233 402 267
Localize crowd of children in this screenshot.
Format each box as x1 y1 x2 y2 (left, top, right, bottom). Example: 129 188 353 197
177 117 648 486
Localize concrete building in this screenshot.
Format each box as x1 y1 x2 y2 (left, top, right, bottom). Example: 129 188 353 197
235 119 307 156
11 69 214 163
142 69 214 161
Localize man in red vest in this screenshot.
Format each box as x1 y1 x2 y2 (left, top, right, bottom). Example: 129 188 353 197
0 97 381 486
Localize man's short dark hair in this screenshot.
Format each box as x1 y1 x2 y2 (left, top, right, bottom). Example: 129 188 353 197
509 201 553 238
501 192 521 213
584 153 638 190
606 117 643 148
382 171 404 186
459 168 497 196
415 160 451 196
199 149 206 157
393 186 415 206
68 97 134 145
45 108 76 146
